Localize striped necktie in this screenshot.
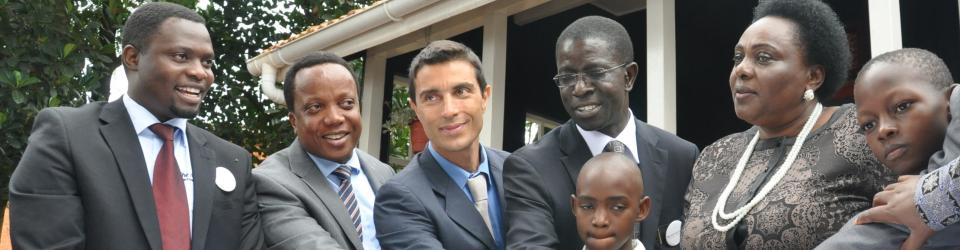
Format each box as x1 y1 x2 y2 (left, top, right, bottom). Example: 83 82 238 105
333 166 363 237
467 173 493 236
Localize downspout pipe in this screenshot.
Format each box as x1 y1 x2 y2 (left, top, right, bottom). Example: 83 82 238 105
248 0 440 105
259 64 282 105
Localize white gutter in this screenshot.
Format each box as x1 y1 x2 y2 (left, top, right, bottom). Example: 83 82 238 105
247 0 440 105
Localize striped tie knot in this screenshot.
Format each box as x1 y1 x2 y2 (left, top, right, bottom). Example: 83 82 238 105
333 166 352 183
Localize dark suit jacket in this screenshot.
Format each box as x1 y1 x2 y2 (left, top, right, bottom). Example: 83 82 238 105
374 147 509 250
253 140 395 250
9 100 263 250
504 119 698 250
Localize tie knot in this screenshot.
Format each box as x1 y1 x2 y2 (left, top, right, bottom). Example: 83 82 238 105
149 123 175 142
604 140 627 153
467 173 488 198
333 165 352 181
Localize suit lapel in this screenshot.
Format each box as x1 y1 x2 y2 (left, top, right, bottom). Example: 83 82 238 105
187 126 215 250
487 149 506 215
558 122 592 185
288 141 363 250
358 152 387 193
633 119 667 243
419 152 497 250
98 101 162 250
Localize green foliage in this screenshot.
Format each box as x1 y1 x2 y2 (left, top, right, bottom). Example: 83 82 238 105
383 85 414 160
0 0 373 202
0 0 136 201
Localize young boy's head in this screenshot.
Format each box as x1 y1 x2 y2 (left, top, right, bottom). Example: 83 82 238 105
572 152 651 250
855 48 954 175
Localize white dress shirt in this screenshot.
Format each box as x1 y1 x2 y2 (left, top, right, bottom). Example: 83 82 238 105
122 95 195 233
576 109 641 164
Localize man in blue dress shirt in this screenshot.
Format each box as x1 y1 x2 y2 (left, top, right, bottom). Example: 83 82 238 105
374 40 509 250
253 52 395 250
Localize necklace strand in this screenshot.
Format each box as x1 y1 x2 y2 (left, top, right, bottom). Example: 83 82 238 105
711 103 823 232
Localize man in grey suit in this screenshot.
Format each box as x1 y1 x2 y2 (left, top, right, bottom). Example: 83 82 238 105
503 16 698 250
254 52 395 250
10 2 263 249
374 40 508 250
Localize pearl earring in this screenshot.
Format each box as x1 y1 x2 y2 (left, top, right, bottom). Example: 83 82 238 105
803 89 815 101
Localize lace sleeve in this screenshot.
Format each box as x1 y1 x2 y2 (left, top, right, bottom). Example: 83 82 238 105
916 157 960 230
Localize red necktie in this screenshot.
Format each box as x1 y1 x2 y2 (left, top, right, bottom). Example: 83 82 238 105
149 123 191 250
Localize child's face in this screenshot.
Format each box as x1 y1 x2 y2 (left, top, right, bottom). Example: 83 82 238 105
855 62 950 175
572 170 651 250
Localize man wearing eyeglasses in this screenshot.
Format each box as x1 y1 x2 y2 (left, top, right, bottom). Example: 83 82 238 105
503 16 699 250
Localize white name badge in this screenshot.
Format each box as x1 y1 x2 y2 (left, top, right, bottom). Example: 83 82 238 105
215 167 236 192
665 220 682 247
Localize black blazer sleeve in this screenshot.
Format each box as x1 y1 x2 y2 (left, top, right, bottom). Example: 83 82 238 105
503 154 559 250
374 181 446 250
10 108 86 249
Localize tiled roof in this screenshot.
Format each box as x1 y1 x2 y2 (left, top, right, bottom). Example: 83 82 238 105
262 0 387 53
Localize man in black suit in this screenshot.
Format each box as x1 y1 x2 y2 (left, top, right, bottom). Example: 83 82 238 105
9 2 262 249
375 40 509 250
503 16 699 250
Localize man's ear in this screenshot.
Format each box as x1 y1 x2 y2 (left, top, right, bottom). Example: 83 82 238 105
624 62 639 92
121 45 140 71
481 84 492 110
570 194 578 215
288 112 298 131
636 196 651 222
408 97 422 121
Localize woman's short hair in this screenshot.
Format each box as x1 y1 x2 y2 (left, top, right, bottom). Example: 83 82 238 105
754 0 851 100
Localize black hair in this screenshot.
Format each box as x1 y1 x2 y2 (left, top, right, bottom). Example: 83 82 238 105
859 48 954 90
122 2 205 53
753 0 851 99
407 40 486 103
555 16 633 64
283 51 356 112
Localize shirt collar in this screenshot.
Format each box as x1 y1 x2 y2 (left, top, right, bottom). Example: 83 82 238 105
122 95 188 135
307 148 361 177
575 109 639 163
427 142 490 189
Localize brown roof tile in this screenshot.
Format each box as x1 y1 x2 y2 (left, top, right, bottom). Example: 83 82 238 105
263 0 387 53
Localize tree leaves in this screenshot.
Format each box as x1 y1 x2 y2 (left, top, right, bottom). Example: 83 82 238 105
63 43 77 58
1 0 374 204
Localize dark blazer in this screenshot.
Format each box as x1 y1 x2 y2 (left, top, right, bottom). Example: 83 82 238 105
503 119 698 250
253 140 395 250
9 100 263 250
374 147 509 250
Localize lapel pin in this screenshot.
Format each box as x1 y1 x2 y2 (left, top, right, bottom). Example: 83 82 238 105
215 166 236 192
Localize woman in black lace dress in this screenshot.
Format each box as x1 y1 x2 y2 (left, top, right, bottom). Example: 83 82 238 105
680 0 892 249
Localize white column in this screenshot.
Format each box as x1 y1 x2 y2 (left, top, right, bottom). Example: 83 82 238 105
869 0 902 57
360 53 387 159
646 0 677 133
481 11 508 149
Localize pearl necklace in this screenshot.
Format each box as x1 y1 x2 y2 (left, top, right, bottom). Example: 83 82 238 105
711 103 823 232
